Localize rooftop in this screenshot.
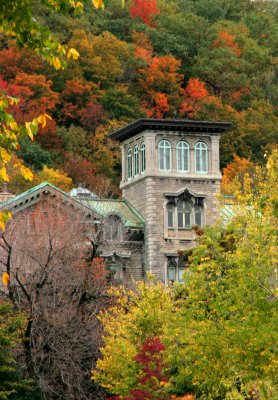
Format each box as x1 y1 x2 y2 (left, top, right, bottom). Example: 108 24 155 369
109 118 232 142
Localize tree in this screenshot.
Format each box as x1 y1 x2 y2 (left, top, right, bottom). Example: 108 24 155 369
0 200 112 399
93 150 278 399
130 0 160 26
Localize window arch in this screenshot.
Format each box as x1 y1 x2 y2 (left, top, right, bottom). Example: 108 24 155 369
134 145 139 176
127 148 133 179
141 142 146 173
167 203 175 228
177 200 191 229
177 141 190 172
195 142 208 173
158 140 171 171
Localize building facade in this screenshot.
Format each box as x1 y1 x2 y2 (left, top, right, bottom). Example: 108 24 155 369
0 119 231 285
110 118 231 283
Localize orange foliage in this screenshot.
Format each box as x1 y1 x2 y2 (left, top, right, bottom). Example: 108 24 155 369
221 154 255 195
185 78 208 100
132 32 153 64
213 31 241 57
130 0 160 26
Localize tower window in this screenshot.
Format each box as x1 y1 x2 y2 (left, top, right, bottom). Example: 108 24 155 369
177 141 190 172
158 140 171 172
141 142 146 173
134 145 139 176
195 142 208 173
177 200 191 229
127 148 133 180
194 203 204 227
167 203 175 228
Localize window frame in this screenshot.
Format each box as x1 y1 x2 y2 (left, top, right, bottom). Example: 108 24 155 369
134 145 139 177
176 141 190 172
195 141 208 174
158 140 172 172
141 142 146 173
127 148 133 180
177 200 192 229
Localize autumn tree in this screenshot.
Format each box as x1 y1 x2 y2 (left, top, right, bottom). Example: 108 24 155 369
93 150 278 400
0 201 111 399
130 0 160 26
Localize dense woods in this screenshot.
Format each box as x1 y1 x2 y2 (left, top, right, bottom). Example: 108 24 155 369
0 1 278 399
1 0 277 195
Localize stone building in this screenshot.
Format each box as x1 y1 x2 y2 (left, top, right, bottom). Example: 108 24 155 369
0 118 231 285
110 118 231 283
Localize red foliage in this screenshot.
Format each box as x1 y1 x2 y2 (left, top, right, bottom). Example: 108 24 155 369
130 0 160 26
132 32 153 63
80 102 106 132
0 44 45 80
213 31 241 57
185 78 208 100
59 79 95 126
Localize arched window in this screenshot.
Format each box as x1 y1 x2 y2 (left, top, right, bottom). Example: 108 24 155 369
167 203 175 228
177 141 190 172
127 148 133 179
195 142 208 173
158 140 171 171
194 204 204 227
141 142 146 173
177 200 191 229
134 145 139 176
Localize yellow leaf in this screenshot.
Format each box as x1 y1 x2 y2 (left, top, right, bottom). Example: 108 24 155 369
53 57 61 70
2 272 9 286
0 220 6 231
25 122 33 139
67 47 80 60
20 165 33 181
92 0 104 9
0 167 9 182
0 148 11 164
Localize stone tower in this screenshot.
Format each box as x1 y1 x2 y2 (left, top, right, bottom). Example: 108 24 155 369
110 119 231 283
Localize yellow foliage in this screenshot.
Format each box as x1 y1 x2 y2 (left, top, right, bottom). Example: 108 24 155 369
38 166 73 192
67 47 80 60
2 272 10 286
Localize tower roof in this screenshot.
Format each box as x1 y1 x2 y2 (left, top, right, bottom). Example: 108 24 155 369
109 118 232 142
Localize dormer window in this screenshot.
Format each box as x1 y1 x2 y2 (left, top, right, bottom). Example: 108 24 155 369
158 140 171 171
134 145 139 176
177 141 190 172
195 142 208 173
104 215 122 241
141 142 146 173
127 148 133 180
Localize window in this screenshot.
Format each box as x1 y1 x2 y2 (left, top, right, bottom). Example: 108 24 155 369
104 215 122 241
134 145 139 176
106 263 122 280
194 204 204 227
127 148 133 179
141 142 146 173
177 200 191 229
158 140 171 171
177 141 190 172
167 203 175 228
195 142 208 173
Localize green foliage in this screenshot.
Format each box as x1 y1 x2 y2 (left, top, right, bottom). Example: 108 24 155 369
0 302 33 399
17 139 52 170
93 151 278 399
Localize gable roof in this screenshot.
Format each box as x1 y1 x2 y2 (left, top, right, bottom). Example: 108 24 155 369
0 182 145 229
109 118 232 142
76 198 145 229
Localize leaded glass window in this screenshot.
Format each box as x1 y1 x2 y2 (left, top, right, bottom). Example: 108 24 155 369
195 142 208 173
177 141 190 172
158 140 171 171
